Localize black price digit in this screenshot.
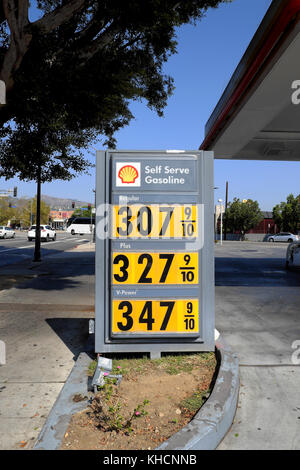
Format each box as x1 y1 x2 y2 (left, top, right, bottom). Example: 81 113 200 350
181 222 195 237
137 206 153 236
181 271 195 282
160 301 175 330
138 253 153 283
117 301 133 331
184 206 192 220
139 302 155 330
187 302 193 313
181 257 195 283
159 254 174 283
159 207 174 236
113 254 129 282
184 254 191 265
184 318 195 330
117 206 133 236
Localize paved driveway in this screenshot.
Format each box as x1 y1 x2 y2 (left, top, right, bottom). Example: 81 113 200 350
215 242 300 450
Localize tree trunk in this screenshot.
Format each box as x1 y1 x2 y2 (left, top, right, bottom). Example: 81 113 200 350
33 167 41 262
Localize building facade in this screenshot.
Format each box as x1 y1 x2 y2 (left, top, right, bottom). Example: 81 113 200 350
50 210 74 230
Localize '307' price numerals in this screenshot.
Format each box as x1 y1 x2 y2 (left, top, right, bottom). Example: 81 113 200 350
112 204 198 238
112 299 199 334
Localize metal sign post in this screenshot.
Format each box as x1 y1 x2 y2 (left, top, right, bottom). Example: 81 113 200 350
95 150 215 357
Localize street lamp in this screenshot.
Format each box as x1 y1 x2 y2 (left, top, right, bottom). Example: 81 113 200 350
218 198 223 245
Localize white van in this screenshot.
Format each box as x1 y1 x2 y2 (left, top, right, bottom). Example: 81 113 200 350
66 217 95 235
286 242 300 269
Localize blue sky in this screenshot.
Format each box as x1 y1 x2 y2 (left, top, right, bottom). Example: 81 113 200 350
1 0 298 210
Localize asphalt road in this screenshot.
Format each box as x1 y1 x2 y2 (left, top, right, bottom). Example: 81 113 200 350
215 240 300 287
0 231 92 267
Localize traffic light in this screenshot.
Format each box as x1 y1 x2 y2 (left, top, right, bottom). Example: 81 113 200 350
88 203 91 210
13 187 17 197
72 202 75 209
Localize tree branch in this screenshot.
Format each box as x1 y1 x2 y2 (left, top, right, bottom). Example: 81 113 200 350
1 0 30 91
1 0 86 91
77 20 121 62
33 0 86 34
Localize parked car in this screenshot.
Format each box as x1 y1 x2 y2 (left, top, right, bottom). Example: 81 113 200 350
28 225 56 241
267 232 299 243
286 242 300 269
0 226 15 239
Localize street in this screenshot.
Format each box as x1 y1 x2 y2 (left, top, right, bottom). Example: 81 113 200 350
0 231 92 267
215 241 300 450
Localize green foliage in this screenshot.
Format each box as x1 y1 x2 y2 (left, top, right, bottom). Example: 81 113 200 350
0 0 230 184
20 197 51 227
0 196 50 226
180 389 209 413
224 198 263 234
91 378 149 433
0 197 16 225
71 206 93 218
272 194 300 233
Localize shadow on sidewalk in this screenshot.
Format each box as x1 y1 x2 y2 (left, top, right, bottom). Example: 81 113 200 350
46 318 93 361
8 250 95 292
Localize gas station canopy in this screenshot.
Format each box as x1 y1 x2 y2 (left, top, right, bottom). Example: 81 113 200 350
200 0 300 161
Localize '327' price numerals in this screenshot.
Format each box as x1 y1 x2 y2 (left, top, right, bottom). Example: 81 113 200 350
112 252 198 285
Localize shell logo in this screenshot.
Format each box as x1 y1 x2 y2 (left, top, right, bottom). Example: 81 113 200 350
118 165 139 184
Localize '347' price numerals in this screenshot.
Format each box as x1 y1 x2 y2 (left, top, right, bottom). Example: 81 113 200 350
112 299 199 334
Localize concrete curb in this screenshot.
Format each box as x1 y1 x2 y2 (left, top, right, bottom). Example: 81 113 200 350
33 337 239 450
157 336 239 450
34 352 93 450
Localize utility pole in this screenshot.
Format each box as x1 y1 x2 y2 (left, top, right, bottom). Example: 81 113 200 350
218 198 223 245
30 199 33 226
92 189 96 243
33 166 41 262
224 181 228 240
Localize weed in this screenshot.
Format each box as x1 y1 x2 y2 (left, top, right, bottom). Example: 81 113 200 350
88 352 216 379
91 378 149 434
180 389 210 413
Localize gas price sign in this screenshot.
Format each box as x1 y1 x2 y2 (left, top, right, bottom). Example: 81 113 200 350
112 204 198 238
112 252 199 285
95 150 215 357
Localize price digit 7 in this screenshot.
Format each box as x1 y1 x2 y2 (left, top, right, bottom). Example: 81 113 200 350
160 301 175 330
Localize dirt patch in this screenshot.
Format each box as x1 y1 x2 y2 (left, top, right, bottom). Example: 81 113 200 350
61 352 217 450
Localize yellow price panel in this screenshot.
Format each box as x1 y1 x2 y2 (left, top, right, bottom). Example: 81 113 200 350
112 204 198 238
112 252 198 285
112 299 199 334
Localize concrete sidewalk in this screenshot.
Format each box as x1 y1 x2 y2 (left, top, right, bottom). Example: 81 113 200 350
215 243 300 450
0 244 95 450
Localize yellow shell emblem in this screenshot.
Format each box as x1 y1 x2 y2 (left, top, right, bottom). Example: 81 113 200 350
118 165 139 184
